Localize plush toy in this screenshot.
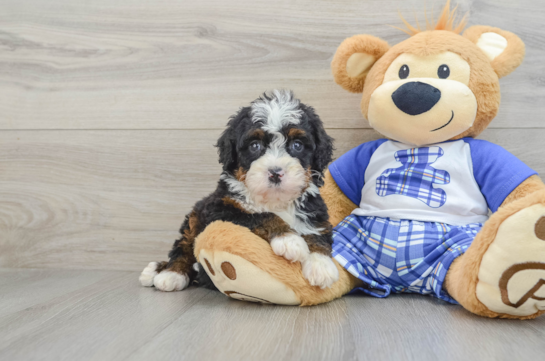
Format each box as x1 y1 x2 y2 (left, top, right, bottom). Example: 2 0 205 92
193 1 545 319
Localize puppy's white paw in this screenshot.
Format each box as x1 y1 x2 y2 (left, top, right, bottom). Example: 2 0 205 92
139 262 158 287
153 271 189 292
302 253 339 289
271 234 310 263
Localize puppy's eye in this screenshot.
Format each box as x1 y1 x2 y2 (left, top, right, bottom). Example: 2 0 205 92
249 140 262 153
399 64 410 79
290 140 304 153
438 64 450 79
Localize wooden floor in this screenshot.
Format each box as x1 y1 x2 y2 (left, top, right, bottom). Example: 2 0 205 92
0 268 543 361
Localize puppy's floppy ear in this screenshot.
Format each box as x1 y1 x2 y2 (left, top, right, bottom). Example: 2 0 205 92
216 127 237 172
464 25 525 78
331 35 390 93
303 105 334 186
216 107 250 172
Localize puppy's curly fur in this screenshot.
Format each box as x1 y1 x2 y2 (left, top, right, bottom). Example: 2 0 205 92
141 90 335 291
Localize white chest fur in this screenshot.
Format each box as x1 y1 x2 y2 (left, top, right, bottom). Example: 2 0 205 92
221 173 323 236
273 205 322 236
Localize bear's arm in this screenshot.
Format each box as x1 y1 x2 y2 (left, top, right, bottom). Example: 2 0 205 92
501 175 545 207
320 170 358 227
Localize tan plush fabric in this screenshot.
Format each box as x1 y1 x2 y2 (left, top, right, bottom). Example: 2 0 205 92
358 30 502 140
464 25 526 79
331 35 389 93
198 248 301 305
320 170 357 227
444 187 545 319
367 75 478 146
193 4 536 314
501 175 545 206
328 12 545 318
194 221 360 306
395 0 467 36
475 204 545 317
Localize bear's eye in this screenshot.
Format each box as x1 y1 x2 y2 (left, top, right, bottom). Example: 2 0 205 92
399 64 410 79
438 64 450 79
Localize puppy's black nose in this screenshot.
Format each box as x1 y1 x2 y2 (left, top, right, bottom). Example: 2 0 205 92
391 81 441 115
268 167 284 184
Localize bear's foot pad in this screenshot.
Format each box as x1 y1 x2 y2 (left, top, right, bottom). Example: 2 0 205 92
198 249 301 305
477 204 545 317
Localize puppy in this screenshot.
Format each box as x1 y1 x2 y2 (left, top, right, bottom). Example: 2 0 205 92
140 90 339 292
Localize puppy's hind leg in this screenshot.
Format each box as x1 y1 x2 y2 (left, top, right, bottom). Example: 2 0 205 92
153 266 192 292
154 233 199 292
139 261 167 287
141 212 201 292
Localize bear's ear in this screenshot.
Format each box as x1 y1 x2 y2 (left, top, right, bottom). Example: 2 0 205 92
464 25 525 78
331 35 390 93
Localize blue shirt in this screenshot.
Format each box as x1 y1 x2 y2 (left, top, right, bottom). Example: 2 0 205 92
329 138 537 225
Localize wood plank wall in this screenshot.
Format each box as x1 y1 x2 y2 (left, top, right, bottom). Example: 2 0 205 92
1 0 544 271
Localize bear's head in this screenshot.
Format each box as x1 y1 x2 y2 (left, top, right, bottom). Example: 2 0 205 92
331 1 525 146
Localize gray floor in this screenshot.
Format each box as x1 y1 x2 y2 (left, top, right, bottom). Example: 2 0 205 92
1 268 544 361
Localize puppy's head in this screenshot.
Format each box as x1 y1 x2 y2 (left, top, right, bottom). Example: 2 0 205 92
217 90 333 209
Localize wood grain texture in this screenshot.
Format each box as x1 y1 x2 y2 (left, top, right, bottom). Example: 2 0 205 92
0 268 544 361
0 0 544 130
0 128 375 270
1 128 544 271
1 0 545 271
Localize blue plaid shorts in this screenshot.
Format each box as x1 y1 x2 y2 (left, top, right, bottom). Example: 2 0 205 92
332 215 482 303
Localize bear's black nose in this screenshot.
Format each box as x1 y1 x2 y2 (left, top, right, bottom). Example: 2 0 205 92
391 81 441 115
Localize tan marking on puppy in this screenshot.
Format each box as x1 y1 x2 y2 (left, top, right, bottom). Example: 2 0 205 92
248 128 265 139
234 167 247 182
299 167 313 193
155 261 168 273
304 222 333 255
168 212 201 274
306 241 330 255
288 128 306 138
252 215 292 242
222 197 249 212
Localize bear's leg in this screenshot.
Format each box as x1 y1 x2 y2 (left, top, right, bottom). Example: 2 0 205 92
444 190 545 319
194 221 360 306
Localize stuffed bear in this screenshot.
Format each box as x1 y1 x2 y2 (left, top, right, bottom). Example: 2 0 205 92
192 1 545 319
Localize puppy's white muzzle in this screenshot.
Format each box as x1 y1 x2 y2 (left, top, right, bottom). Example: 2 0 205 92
245 152 307 209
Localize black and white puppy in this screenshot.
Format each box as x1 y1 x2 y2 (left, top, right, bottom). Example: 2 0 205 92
139 90 338 291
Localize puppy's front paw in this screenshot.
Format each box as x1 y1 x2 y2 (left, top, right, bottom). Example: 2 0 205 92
270 234 310 263
302 253 339 289
139 262 159 287
153 271 189 292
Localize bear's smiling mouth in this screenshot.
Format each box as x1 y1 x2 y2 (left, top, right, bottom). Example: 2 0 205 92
430 110 455 132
